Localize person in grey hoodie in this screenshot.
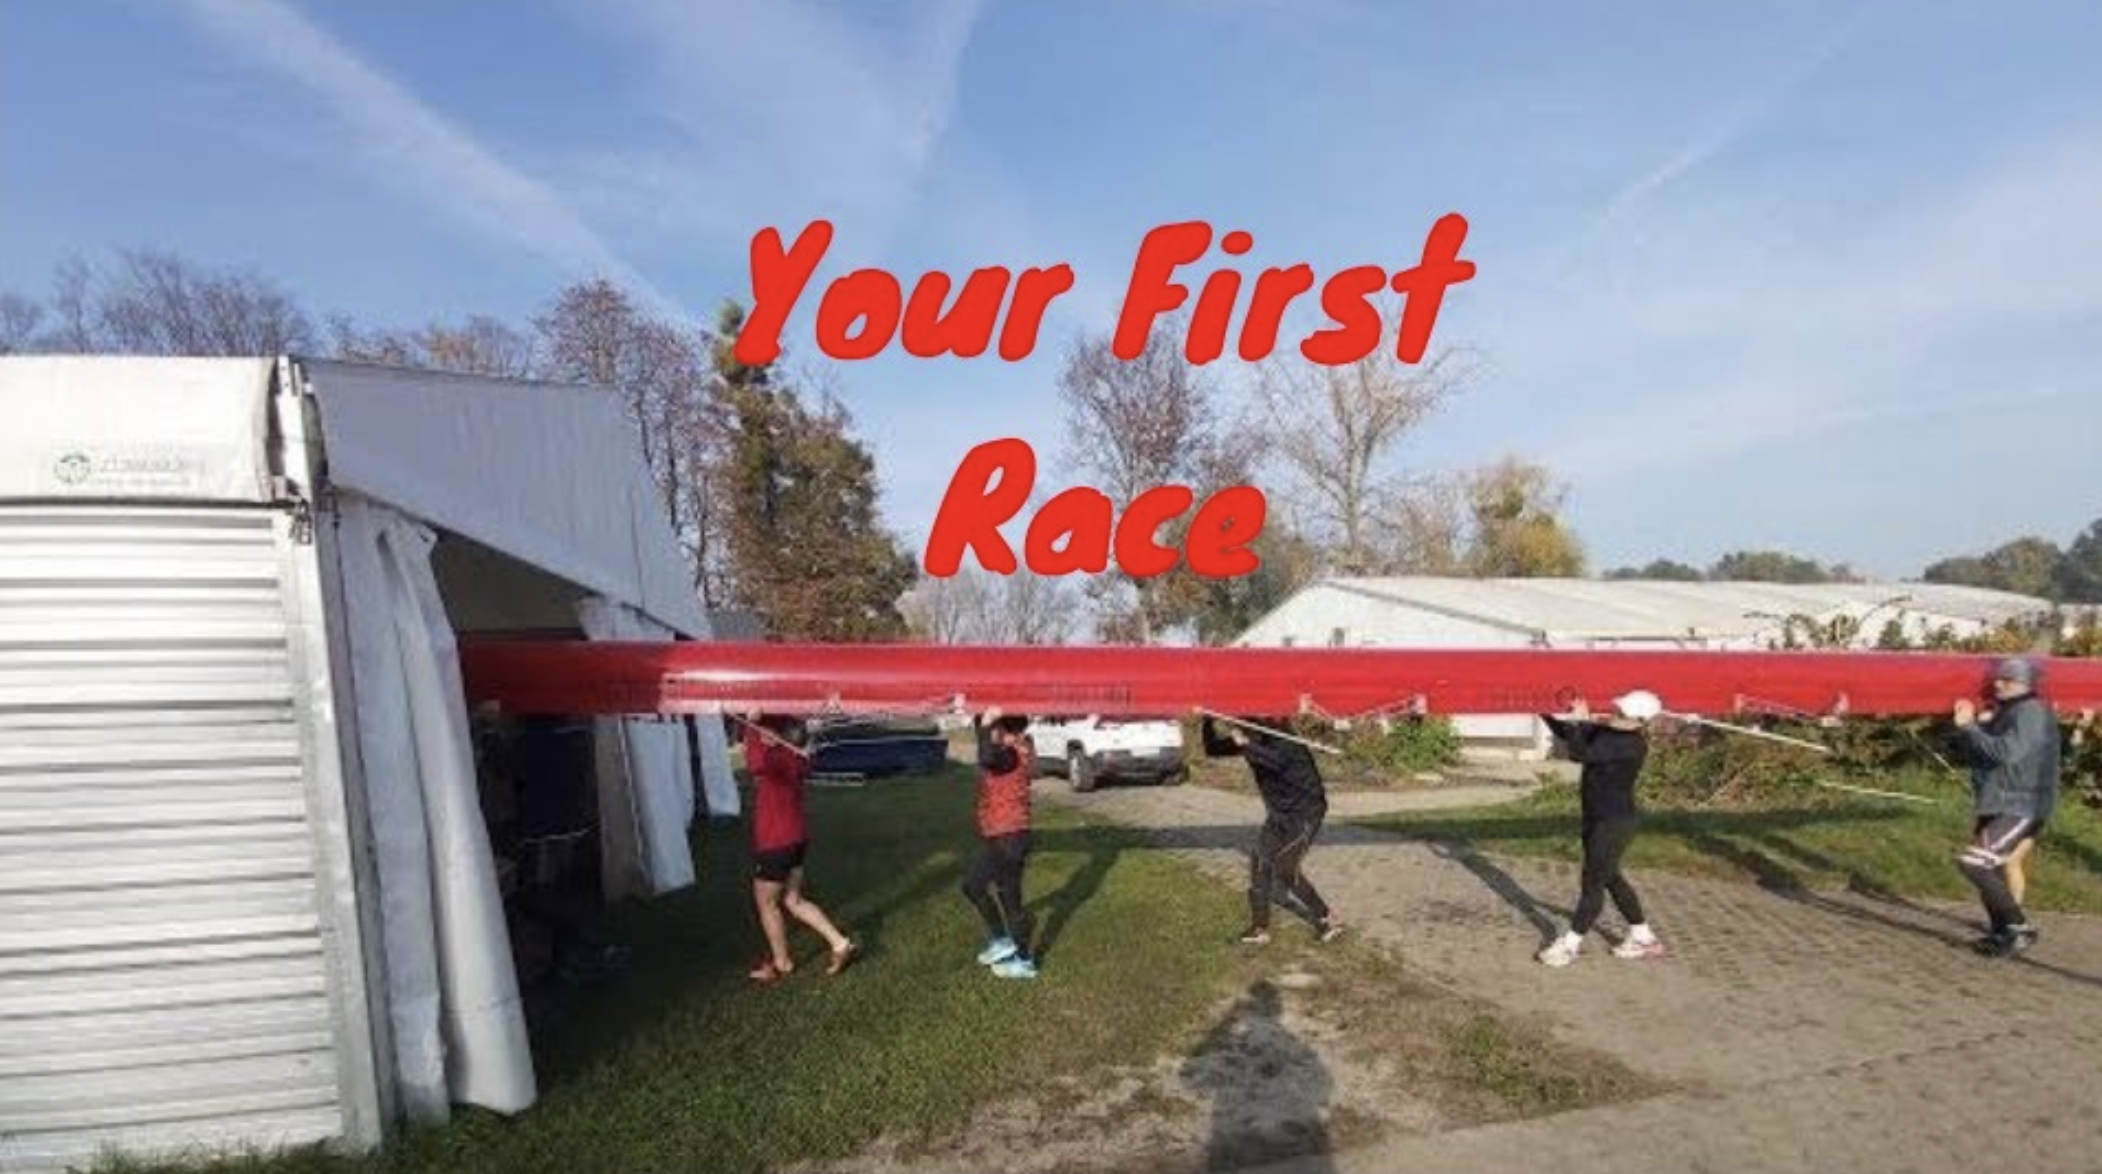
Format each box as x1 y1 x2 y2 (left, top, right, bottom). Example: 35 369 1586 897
1952 656 2061 958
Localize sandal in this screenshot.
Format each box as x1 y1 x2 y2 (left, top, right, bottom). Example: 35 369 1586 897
826 941 861 976
747 959 792 985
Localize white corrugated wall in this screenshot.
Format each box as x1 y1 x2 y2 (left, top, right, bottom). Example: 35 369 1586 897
0 506 372 1172
1234 583 1543 750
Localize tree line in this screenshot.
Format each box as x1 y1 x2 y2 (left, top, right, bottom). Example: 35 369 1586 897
0 250 915 641
7 250 1605 646
1603 520 2102 604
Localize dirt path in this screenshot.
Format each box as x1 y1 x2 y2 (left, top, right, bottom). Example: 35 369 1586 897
787 780 1653 1174
1054 781 2102 1174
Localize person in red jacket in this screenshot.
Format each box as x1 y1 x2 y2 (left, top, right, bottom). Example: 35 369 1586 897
741 711 857 983
965 706 1040 980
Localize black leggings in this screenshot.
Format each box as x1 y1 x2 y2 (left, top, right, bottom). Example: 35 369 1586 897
1573 816 1645 935
1250 809 1331 929
963 832 1035 956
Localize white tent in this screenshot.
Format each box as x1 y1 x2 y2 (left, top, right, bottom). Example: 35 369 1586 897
0 356 737 1172
1236 576 2058 756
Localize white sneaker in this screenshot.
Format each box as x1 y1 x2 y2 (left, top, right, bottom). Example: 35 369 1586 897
1612 935 1667 960
1536 936 1582 968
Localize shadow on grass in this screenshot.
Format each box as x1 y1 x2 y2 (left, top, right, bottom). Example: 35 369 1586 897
541 784 2102 1126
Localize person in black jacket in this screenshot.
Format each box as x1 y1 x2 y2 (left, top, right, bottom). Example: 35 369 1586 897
1200 713 1344 946
1535 691 1667 968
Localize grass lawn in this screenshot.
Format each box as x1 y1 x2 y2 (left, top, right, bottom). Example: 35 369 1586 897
104 766 1251 1174
96 765 1666 1174
1354 772 2102 915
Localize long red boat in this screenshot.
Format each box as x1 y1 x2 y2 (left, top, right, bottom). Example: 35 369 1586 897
460 641 2102 721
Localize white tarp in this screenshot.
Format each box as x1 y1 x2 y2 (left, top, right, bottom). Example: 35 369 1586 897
0 356 273 500
306 359 739 830
687 672 740 821
338 496 536 1122
578 597 698 896
303 360 708 637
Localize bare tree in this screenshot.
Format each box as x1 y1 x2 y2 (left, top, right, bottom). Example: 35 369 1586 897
538 280 722 599
332 315 538 378
1057 320 1248 641
91 251 314 355
332 314 536 379
899 571 986 644
1256 339 1476 574
46 258 97 353
1060 320 1216 505
1382 474 1469 575
899 567 1079 645
0 294 43 354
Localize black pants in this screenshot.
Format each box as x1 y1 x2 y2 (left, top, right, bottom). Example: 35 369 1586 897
1573 815 1645 935
964 832 1035 956
1250 808 1331 930
1959 814 2040 933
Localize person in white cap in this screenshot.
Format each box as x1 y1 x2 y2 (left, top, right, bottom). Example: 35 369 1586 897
1952 656 2060 958
1534 689 1667 967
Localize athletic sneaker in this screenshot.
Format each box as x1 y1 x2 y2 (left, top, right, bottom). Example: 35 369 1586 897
1536 936 1582 968
990 956 1039 980
1611 936 1667 960
1978 926 2040 959
977 937 1018 966
1315 919 1346 944
1237 926 1273 946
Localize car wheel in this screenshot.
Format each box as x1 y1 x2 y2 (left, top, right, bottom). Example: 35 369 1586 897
1160 766 1189 786
1069 747 1097 792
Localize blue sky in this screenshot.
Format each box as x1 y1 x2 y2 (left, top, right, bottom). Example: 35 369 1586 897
4 0 2098 578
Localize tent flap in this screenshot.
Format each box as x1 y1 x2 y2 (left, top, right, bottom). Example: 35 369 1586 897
577 597 697 895
339 497 536 1121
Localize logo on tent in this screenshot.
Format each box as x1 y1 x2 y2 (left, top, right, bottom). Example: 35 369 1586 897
54 452 92 485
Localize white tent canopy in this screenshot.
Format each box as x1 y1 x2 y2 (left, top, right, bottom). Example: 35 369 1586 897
0 356 711 641
0 356 274 500
303 360 708 637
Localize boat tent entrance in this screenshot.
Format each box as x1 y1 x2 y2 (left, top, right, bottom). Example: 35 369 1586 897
0 356 735 1172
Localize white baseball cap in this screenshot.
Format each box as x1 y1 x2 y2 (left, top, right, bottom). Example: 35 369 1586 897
1612 690 1664 721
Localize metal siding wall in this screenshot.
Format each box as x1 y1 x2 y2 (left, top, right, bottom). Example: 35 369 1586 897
0 507 350 1172
1238 588 1539 744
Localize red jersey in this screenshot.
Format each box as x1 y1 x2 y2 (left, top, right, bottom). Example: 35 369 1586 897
977 735 1034 839
744 726 809 852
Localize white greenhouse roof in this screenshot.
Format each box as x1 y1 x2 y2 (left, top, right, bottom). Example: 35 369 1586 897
1311 577 2055 641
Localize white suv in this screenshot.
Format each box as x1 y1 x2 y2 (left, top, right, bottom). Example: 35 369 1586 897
1025 714 1187 792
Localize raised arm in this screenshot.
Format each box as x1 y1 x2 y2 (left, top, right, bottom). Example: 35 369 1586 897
976 713 1019 775
1541 715 1597 760
1959 702 2052 768
1201 716 1243 759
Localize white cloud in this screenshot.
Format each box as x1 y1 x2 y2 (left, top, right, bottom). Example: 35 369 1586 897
173 0 679 314
558 0 989 268
1483 124 2102 487
1579 0 1886 244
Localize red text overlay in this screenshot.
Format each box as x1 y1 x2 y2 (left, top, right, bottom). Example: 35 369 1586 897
731 216 1475 580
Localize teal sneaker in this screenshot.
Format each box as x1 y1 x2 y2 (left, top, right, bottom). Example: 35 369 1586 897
976 937 1018 966
990 956 1039 980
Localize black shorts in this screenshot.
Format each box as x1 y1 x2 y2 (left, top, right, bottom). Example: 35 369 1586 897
753 841 808 883
1966 815 2042 867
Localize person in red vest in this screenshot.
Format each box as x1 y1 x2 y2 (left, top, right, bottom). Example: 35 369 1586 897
740 711 858 983
965 706 1040 979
